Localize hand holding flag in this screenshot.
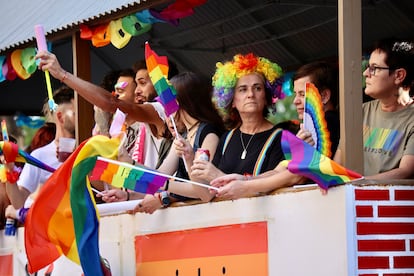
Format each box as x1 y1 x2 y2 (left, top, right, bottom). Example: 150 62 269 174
281 130 363 191
144 42 189 171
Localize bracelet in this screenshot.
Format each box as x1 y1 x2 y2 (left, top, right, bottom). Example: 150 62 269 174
164 179 169 191
6 170 20 184
17 208 29 224
132 160 136 166
61 71 68 82
243 173 252 181
126 190 130 201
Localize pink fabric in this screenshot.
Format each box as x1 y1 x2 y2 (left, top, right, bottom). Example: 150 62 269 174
131 124 146 164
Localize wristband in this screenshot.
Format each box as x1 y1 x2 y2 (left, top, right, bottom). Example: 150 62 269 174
159 191 170 207
6 170 20 183
132 160 136 166
16 207 29 224
61 71 68 82
126 190 130 201
164 179 169 191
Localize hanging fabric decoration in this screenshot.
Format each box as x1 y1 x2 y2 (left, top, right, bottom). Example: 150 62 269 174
91 23 111 47
122 15 151 36
0 56 5 82
80 24 93 40
11 49 31 80
109 19 131 49
21 47 37 75
3 53 17 81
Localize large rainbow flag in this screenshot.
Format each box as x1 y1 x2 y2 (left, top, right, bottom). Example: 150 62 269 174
303 82 332 158
90 157 167 194
281 130 363 190
145 42 179 116
25 135 120 276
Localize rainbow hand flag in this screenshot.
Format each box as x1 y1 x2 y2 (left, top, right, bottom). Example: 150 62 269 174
90 157 167 194
0 141 55 172
303 82 332 158
281 130 363 190
145 42 179 116
25 135 120 276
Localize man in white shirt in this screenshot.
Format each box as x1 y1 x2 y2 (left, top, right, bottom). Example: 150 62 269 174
5 86 76 209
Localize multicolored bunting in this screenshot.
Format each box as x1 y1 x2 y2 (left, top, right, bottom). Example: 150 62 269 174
281 130 363 190
90 158 167 194
25 135 120 276
0 141 55 173
303 82 332 158
145 42 179 116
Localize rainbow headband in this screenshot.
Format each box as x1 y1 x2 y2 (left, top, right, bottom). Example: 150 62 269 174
212 53 283 115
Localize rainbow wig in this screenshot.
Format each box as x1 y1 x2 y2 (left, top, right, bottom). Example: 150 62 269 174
212 53 284 117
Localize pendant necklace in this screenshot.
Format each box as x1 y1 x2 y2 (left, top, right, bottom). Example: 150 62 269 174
187 121 200 141
240 132 255 160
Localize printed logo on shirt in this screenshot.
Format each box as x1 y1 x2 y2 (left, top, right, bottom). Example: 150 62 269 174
363 125 403 156
124 126 139 153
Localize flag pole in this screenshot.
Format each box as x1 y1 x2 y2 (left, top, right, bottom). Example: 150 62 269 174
169 114 190 173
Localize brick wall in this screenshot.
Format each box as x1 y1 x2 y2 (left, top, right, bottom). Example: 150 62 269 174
355 186 414 276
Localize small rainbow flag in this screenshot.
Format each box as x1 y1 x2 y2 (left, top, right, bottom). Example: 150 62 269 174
281 130 363 190
145 42 179 116
89 157 167 194
303 82 332 158
0 141 55 172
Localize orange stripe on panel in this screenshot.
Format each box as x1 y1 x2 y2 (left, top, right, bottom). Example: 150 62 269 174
135 222 267 262
136 253 268 276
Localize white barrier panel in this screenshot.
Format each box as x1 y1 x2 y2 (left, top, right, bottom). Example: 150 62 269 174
98 185 350 276
2 183 413 275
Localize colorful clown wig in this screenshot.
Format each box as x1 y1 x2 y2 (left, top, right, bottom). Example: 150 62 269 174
212 53 284 118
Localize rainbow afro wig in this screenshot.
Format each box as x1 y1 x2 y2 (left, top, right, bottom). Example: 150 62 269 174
212 53 285 117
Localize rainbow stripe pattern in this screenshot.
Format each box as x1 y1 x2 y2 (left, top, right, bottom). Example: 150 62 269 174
281 130 363 190
0 141 55 172
89 158 167 194
1 120 9 141
145 42 179 116
25 135 120 276
304 82 332 157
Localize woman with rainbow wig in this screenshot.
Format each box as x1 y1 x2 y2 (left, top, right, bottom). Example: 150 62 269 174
191 53 305 200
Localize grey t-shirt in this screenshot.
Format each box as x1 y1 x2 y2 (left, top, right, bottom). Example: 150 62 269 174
362 100 414 175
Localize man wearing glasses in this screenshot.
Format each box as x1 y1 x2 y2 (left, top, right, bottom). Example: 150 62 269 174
350 38 414 179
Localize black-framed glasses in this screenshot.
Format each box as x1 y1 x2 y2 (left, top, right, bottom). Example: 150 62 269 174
366 64 391 76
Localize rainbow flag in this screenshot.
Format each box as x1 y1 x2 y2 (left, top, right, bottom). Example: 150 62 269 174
0 141 55 172
303 82 332 158
145 42 179 116
25 135 120 276
281 130 363 190
89 157 167 194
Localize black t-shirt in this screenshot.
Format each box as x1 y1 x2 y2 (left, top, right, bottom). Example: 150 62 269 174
172 122 224 201
212 126 284 175
175 122 224 179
